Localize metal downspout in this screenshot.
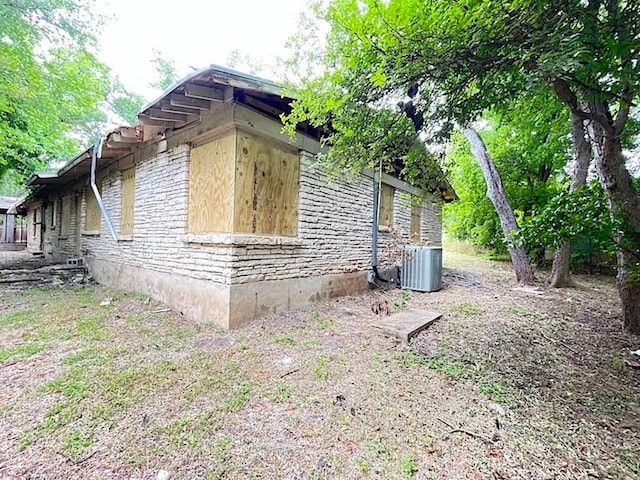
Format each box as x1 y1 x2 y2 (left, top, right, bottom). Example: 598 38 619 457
372 174 380 268
90 138 118 241
370 160 389 283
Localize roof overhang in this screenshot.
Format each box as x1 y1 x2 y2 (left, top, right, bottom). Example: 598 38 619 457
21 65 455 203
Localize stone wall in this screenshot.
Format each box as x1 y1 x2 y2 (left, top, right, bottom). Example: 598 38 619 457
228 152 442 286
35 124 442 328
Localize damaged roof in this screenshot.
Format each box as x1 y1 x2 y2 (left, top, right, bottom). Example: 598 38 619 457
22 64 455 202
24 65 293 198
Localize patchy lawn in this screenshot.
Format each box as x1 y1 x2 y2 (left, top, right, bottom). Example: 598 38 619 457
0 248 639 480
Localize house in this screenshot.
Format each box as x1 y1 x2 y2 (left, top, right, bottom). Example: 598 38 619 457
0 196 26 247
21 66 452 329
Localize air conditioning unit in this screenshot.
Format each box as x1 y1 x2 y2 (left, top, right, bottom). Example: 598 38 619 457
401 246 443 292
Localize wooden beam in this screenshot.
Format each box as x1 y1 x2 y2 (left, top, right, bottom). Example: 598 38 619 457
148 108 187 123
138 114 184 128
184 83 225 102
102 146 132 153
242 94 284 118
169 93 210 110
160 101 202 116
109 133 138 144
233 103 321 154
117 126 138 139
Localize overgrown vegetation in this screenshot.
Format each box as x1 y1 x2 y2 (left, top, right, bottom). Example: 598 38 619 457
0 248 638 478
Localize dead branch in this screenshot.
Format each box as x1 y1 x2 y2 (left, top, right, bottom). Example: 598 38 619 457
280 368 300 379
437 418 494 444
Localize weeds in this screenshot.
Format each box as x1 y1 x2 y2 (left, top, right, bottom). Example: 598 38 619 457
478 380 518 404
223 382 252 412
370 440 394 460
608 354 627 372
502 305 547 320
391 288 411 311
310 309 332 330
0 342 46 363
450 302 484 316
314 356 330 381
61 430 94 460
401 453 419 478
275 335 296 345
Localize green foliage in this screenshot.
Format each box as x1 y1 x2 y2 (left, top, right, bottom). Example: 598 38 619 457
390 288 410 310
313 355 330 380
107 78 145 125
149 49 180 92
0 0 112 180
284 0 640 272
444 91 569 251
449 302 485 317
515 182 614 256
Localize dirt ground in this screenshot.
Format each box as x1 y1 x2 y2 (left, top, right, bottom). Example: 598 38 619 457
0 247 639 480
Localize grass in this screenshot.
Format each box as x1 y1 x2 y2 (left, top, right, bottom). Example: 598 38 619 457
310 309 332 330
1 259 638 479
502 305 547 320
313 355 330 380
449 302 485 316
274 335 296 345
0 342 46 363
608 354 627 372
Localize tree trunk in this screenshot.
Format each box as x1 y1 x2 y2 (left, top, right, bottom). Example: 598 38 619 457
550 111 592 287
463 128 536 285
589 105 640 334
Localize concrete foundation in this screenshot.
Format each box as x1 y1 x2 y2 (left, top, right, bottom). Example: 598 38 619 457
89 258 371 329
89 258 230 328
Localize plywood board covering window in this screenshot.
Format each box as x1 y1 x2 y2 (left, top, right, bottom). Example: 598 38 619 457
85 182 101 231
188 135 236 233
61 196 71 236
411 201 421 242
378 183 394 228
120 167 135 235
51 200 58 228
235 134 299 236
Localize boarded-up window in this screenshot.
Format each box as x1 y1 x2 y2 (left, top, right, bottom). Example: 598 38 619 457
50 199 58 228
235 133 299 236
85 183 101 231
121 167 135 235
411 201 421 242
188 135 236 233
61 195 71 236
188 132 299 236
378 183 394 228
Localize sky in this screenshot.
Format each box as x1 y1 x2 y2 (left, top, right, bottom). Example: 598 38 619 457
94 0 307 102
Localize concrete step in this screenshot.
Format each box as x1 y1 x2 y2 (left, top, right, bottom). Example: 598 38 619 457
372 308 442 342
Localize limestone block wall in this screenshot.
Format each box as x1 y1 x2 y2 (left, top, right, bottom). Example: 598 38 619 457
39 194 80 261
74 144 235 285
228 152 443 285
38 141 442 288
35 130 442 327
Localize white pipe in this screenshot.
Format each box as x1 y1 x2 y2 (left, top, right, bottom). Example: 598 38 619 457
90 138 118 241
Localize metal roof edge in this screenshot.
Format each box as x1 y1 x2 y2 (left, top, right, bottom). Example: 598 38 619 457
140 64 284 113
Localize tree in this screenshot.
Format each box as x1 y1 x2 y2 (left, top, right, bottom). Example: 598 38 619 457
0 0 112 180
541 2 640 331
284 0 640 332
516 183 614 269
464 127 535 283
445 91 569 256
149 50 180 92
549 111 593 287
108 78 146 125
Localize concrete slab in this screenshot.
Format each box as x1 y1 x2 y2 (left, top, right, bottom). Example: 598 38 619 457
372 308 442 342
